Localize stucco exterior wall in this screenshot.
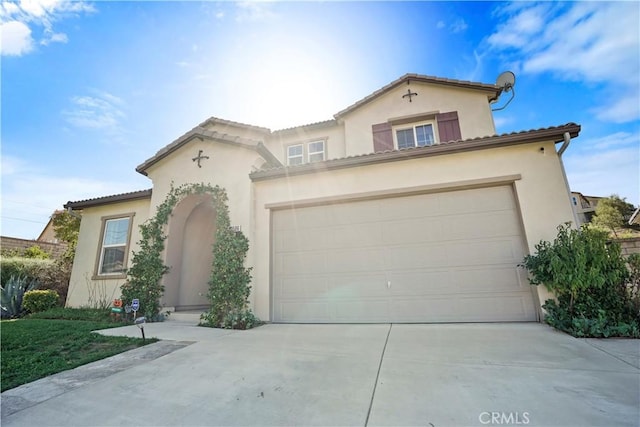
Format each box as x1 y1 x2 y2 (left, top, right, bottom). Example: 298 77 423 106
144 137 262 304
250 140 574 321
341 83 496 156
66 198 151 307
266 124 346 163
145 138 259 234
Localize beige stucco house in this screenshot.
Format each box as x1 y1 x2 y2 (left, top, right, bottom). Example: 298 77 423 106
65 73 580 323
570 191 603 226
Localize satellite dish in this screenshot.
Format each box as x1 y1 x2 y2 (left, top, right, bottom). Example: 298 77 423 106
496 71 516 92
492 71 516 111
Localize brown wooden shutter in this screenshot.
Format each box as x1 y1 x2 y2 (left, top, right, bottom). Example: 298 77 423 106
372 123 393 152
436 111 462 143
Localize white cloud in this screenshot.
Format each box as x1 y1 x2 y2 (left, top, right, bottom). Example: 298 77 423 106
62 90 126 132
40 29 67 45
1 157 143 239
0 20 34 55
0 0 94 56
563 130 640 205
450 18 468 34
578 131 639 150
592 94 640 125
488 3 551 50
235 1 276 23
488 2 640 123
437 17 468 34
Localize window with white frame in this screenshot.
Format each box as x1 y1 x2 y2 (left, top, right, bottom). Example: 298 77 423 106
395 123 436 149
287 144 304 166
97 216 131 275
308 141 325 163
287 140 326 165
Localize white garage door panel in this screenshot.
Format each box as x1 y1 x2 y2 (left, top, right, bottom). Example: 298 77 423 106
272 186 537 323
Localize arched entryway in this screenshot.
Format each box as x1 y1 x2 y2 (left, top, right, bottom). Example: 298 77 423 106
162 193 216 310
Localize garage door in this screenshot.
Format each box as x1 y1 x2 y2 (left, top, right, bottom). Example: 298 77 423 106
272 185 537 323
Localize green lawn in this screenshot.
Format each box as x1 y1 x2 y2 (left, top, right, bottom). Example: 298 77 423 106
1 316 156 392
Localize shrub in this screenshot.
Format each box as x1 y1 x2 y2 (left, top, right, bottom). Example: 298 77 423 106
222 309 262 329
22 245 51 259
1 245 51 259
626 253 640 320
1 276 39 319
202 225 255 329
0 257 52 286
0 257 70 306
522 223 638 337
23 290 59 314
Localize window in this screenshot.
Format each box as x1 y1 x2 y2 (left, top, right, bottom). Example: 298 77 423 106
308 141 325 163
287 140 326 165
97 216 132 276
287 144 303 166
395 123 436 149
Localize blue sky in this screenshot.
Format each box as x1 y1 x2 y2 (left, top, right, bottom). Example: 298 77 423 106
1 1 639 239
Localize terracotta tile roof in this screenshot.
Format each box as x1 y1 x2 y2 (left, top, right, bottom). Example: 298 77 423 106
334 73 502 118
198 116 271 134
272 119 338 135
65 189 152 209
250 123 581 181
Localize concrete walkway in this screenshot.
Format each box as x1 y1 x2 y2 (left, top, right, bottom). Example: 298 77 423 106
2 321 638 427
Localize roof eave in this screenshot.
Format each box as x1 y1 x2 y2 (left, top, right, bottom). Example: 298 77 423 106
136 128 268 176
334 73 501 119
250 123 581 181
65 189 153 209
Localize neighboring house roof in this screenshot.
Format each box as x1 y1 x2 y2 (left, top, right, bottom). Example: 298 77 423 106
65 189 153 209
630 207 640 226
37 209 64 242
334 73 502 119
250 123 581 181
136 126 282 176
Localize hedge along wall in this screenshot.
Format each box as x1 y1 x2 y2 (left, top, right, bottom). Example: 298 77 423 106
0 236 67 259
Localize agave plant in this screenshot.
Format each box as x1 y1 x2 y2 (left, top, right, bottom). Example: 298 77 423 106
1 275 38 319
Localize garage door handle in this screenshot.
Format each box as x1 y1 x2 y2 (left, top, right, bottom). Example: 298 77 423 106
387 281 391 288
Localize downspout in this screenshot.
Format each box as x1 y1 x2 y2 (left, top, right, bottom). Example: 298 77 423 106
556 132 580 227
558 131 571 156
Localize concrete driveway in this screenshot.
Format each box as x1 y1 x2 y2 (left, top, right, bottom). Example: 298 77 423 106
2 322 638 427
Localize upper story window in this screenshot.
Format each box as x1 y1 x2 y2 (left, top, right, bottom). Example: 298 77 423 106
287 144 304 166
395 123 436 149
287 140 326 166
308 141 325 163
96 215 133 277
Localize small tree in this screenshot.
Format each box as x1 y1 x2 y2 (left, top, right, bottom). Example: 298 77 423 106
591 195 636 237
52 210 81 263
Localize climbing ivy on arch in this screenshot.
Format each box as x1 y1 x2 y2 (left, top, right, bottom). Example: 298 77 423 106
121 182 256 326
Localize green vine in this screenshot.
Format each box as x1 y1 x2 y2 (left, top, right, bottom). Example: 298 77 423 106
122 182 255 326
